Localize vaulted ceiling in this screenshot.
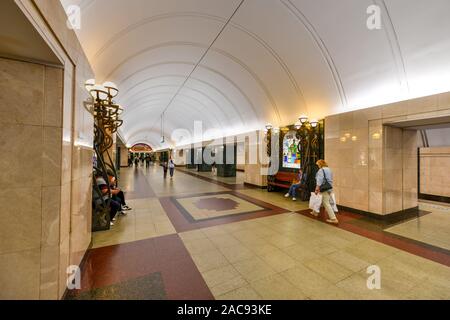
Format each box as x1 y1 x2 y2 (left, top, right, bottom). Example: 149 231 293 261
60 0 450 149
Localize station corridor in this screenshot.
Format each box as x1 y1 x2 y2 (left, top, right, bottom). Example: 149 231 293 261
65 164 450 300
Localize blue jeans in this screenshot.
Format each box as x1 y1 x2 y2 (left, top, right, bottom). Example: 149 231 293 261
288 183 301 197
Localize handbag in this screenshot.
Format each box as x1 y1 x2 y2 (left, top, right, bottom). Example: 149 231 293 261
319 169 333 192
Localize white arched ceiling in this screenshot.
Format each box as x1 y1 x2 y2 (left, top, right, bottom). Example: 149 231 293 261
61 0 450 149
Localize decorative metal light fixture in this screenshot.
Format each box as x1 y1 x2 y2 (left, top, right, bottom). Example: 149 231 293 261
299 115 308 124
310 119 319 128
85 79 124 231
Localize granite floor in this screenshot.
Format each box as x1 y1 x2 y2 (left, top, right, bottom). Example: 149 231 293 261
69 165 450 300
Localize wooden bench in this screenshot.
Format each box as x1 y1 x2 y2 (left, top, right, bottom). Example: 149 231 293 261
267 171 306 197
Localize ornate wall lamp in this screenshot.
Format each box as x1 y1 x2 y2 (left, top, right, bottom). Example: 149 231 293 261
85 79 124 231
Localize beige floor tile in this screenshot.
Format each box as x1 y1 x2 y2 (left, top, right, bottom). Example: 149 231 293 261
231 231 266 245
202 226 229 238
335 273 403 300
183 238 216 255
191 250 229 273
266 235 297 249
216 285 262 300
404 280 450 300
326 250 372 273
280 265 334 298
201 265 241 288
179 229 207 241
219 245 256 264
233 257 277 282
208 234 241 249
210 276 249 297
244 243 280 256
250 274 307 300
309 284 357 300
303 256 354 284
343 239 399 264
282 245 321 263
258 249 298 272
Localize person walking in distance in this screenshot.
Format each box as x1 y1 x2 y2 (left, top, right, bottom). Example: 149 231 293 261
311 159 339 224
168 158 175 178
162 161 168 179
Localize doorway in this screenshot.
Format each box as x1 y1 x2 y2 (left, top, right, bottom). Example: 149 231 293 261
383 117 450 251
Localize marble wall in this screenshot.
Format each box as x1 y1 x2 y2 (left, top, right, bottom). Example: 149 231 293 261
244 131 268 187
325 92 450 215
0 0 95 299
420 147 450 197
0 58 64 299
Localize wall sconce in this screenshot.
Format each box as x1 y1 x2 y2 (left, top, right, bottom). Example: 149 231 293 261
272 127 280 134
297 115 319 129
299 115 308 124
265 123 273 131
103 81 119 98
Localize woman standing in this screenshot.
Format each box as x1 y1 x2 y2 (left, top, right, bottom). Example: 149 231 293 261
312 159 339 224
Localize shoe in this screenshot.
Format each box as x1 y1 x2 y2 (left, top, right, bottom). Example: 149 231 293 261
285 193 290 198
110 221 114 226
122 206 132 211
120 211 127 216
292 197 296 201
309 211 319 217
326 219 339 225
112 217 116 221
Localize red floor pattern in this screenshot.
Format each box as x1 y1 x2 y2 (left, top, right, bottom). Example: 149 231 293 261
66 234 214 300
160 191 289 233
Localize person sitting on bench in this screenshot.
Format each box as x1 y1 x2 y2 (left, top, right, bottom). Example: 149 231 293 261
94 172 121 226
285 168 303 201
107 170 132 214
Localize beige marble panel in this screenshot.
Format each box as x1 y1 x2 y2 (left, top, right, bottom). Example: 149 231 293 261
42 186 61 247
408 94 439 115
43 126 62 187
0 57 44 126
44 66 63 127
382 100 408 118
0 249 40 300
324 115 340 132
0 124 43 188
438 91 450 109
59 236 70 298
0 187 41 254
60 182 71 244
369 191 383 214
40 245 59 300
69 175 92 267
420 147 450 197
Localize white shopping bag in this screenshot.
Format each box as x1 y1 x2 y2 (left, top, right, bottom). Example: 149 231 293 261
309 192 322 213
330 193 338 213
